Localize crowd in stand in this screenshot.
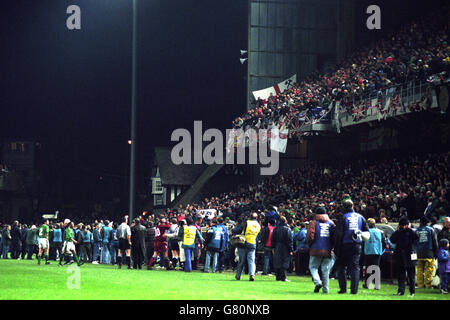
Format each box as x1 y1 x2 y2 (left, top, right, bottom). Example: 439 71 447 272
232 6 449 132
1 149 449 294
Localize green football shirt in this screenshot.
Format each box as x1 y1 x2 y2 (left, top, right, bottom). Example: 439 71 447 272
38 224 50 239
64 227 74 242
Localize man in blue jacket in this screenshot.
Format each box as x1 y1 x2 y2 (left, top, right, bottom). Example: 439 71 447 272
415 216 438 289
216 217 229 273
293 222 309 275
334 199 369 294
204 219 223 273
362 218 386 289
306 206 335 293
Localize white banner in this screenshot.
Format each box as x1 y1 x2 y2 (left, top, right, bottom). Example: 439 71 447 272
252 74 297 101
270 122 289 153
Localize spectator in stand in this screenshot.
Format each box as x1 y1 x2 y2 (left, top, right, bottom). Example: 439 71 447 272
437 239 449 294
293 222 309 275
334 199 369 294
438 217 450 243
390 216 419 296
415 216 438 289
232 212 261 281
271 216 294 282
260 219 276 275
362 218 386 289
306 206 336 293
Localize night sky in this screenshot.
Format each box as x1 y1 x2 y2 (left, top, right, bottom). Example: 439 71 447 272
0 0 248 185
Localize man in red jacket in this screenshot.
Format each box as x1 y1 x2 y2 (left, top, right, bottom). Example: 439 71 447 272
147 218 171 270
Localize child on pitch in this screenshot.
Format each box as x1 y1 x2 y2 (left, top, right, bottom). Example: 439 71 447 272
437 239 449 294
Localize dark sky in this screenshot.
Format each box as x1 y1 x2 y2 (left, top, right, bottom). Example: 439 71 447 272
0 0 248 181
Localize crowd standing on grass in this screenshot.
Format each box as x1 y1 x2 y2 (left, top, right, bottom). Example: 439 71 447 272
1 149 449 295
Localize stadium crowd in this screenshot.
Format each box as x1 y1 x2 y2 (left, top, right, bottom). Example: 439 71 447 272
232 6 449 131
1 150 449 295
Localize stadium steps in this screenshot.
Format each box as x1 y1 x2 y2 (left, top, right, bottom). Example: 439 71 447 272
170 163 224 207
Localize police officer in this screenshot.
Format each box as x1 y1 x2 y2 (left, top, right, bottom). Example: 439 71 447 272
334 199 369 294
232 212 261 281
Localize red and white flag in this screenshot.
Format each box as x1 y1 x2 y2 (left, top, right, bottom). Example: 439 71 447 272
252 75 296 101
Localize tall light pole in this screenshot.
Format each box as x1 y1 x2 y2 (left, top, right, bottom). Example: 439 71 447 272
129 0 137 223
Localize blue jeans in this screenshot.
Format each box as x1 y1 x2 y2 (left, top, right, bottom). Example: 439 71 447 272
236 244 256 278
204 250 219 273
184 248 192 272
101 242 111 264
110 241 119 264
440 272 449 291
263 247 273 274
337 243 362 294
309 255 335 293
2 245 10 259
92 242 101 262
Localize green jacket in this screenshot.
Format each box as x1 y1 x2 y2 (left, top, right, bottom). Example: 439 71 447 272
25 229 38 245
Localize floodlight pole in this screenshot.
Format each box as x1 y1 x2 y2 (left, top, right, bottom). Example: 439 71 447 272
129 0 137 223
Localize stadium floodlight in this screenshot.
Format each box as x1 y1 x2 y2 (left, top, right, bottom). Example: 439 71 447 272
240 58 248 64
240 50 247 56
129 0 138 223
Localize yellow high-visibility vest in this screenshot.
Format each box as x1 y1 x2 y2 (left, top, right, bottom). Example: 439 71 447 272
183 226 197 246
245 220 261 244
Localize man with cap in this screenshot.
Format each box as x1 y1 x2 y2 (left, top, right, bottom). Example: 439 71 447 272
390 216 419 296
415 216 438 289
334 199 369 294
306 206 335 293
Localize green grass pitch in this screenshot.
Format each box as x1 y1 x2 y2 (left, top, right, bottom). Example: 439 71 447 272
0 259 448 300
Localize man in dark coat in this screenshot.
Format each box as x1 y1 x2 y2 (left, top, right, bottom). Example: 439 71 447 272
271 216 294 282
390 216 419 296
10 221 22 259
131 218 146 269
